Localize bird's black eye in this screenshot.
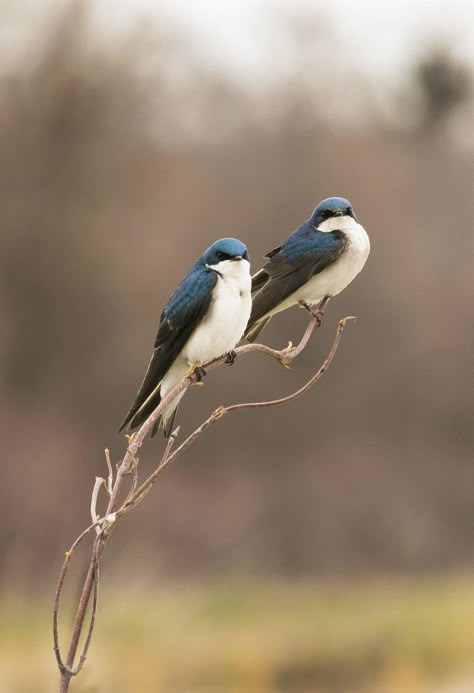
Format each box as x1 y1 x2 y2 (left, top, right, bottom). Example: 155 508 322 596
216 251 229 261
345 206 352 216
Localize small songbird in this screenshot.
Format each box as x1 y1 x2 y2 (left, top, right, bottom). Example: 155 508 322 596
119 238 251 437
245 197 370 341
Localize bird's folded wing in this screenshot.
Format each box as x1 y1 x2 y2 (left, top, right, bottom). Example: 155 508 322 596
119 269 217 431
249 235 346 325
250 244 282 293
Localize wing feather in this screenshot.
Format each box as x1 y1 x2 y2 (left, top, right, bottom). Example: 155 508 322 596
247 229 345 332
119 268 217 432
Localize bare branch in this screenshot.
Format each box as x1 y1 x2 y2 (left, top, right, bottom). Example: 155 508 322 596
91 477 105 535
71 560 99 676
54 314 355 692
53 520 102 675
125 316 353 507
104 449 113 495
121 425 180 513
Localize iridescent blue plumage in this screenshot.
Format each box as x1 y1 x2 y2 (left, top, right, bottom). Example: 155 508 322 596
245 197 369 340
120 238 251 436
163 238 249 330
277 222 346 263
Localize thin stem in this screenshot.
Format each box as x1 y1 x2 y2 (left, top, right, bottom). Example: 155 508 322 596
91 477 104 535
71 559 99 676
53 517 105 673
54 314 355 692
59 560 95 691
125 317 353 513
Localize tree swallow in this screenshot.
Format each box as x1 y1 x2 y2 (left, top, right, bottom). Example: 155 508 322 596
245 197 370 341
119 238 251 437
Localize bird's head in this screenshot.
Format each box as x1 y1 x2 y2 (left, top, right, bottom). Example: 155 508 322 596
311 197 358 232
204 238 250 275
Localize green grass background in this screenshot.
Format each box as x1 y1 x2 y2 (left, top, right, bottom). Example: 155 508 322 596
1 578 473 692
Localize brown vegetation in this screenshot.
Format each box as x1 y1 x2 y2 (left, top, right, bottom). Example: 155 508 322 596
0 3 472 591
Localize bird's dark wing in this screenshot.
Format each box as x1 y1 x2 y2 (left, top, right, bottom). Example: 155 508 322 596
119 267 217 432
248 230 346 327
250 244 282 294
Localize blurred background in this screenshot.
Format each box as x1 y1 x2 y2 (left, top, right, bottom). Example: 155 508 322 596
0 1 473 691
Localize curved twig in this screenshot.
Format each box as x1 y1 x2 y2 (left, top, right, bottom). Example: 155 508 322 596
55 314 355 691
70 560 99 676
53 519 102 674
124 312 323 456
126 317 353 507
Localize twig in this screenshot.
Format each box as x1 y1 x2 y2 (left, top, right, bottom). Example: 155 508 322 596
122 426 180 512
125 317 353 510
90 477 104 536
104 449 113 495
54 315 354 691
53 520 102 679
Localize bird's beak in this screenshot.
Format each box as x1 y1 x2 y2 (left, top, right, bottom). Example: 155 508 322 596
335 209 358 222
231 255 243 261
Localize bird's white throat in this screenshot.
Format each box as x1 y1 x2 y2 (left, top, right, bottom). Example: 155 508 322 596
161 256 252 413
317 215 358 233
207 258 251 285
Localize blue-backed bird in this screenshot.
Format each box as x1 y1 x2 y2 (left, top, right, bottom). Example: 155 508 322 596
245 197 370 341
119 238 251 437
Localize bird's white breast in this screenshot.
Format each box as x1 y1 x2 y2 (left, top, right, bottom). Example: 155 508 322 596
185 259 252 364
158 258 251 429
161 259 252 405
276 218 370 313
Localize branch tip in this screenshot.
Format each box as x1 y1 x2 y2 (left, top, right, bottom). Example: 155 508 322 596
54 311 353 692
340 315 356 327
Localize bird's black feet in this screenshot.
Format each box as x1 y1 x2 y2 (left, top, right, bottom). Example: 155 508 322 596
225 350 237 366
312 308 324 327
194 366 207 381
299 297 329 327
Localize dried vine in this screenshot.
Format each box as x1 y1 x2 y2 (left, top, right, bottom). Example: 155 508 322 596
53 314 354 692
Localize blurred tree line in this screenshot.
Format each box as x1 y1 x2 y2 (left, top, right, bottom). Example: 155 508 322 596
0 3 472 589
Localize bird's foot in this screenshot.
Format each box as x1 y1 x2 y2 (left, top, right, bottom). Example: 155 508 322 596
312 309 324 327
299 297 329 327
184 363 207 381
225 350 237 366
194 365 207 381
279 341 295 368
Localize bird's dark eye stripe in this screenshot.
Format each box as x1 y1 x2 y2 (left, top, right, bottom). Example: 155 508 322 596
215 249 248 261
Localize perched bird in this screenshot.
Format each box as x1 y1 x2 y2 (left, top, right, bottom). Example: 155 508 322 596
119 238 251 437
245 197 370 341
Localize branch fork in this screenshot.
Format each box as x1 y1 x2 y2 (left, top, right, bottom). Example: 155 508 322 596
54 315 355 692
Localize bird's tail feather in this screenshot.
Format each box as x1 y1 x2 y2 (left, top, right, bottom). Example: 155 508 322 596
126 389 179 439
251 268 269 294
128 389 162 431
244 315 272 342
153 404 179 438
118 379 161 433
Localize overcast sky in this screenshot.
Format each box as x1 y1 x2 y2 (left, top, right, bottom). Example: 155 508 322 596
1 0 473 89
93 0 474 80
